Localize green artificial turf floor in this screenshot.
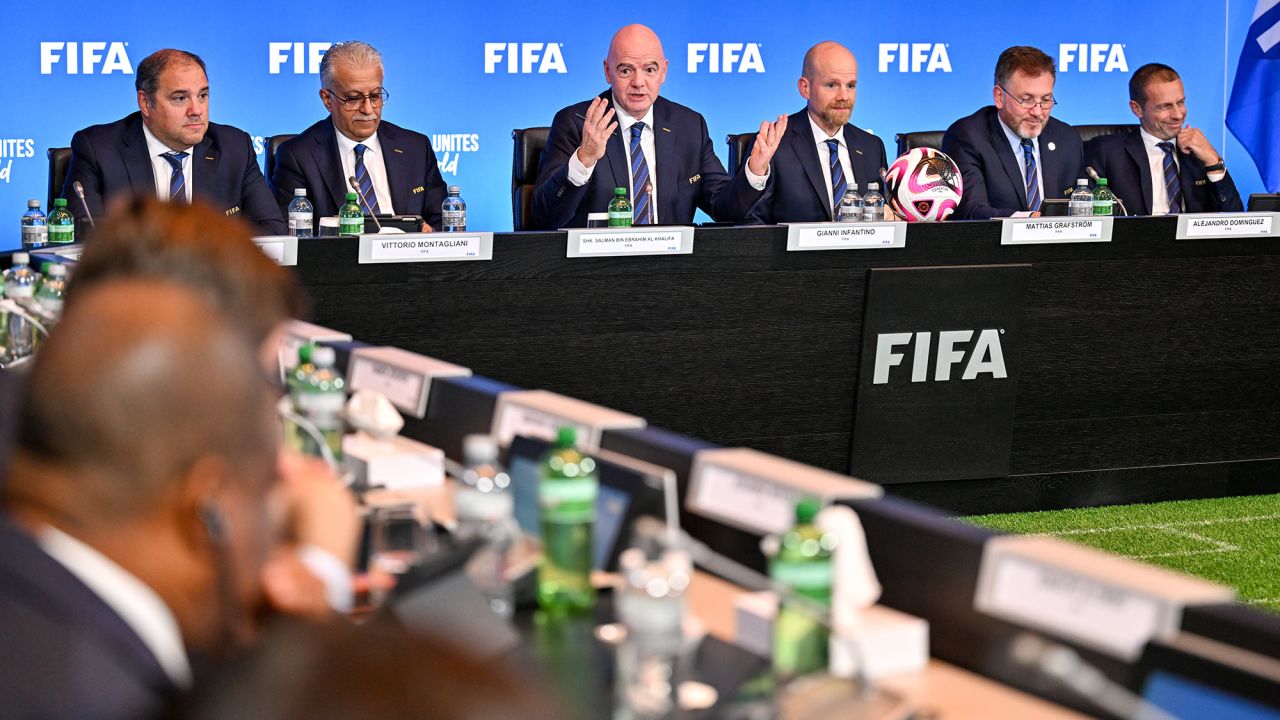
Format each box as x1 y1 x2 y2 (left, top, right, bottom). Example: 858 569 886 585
967 493 1280 612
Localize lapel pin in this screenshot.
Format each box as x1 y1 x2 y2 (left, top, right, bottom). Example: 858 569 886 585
205 155 215 160
393 148 404 154
1047 142 1056 152
661 127 671 133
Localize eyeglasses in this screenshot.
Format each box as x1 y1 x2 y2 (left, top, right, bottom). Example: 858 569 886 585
998 86 1057 110
325 89 389 110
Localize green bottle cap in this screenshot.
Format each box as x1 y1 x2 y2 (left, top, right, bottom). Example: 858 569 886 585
795 498 821 525
345 192 358 201
556 426 577 448
298 343 313 364
1097 178 1108 186
54 198 67 207
614 187 627 196
40 261 52 274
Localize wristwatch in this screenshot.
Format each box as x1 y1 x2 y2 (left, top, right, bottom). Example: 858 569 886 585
1204 158 1225 173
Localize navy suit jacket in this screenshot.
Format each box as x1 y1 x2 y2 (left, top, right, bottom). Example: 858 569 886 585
748 109 888 224
1083 132 1243 216
941 106 1084 220
0 516 175 719
271 118 447 230
532 92 763 230
62 112 286 235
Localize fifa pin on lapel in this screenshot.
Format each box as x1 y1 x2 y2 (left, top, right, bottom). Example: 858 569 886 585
1048 142 1056 152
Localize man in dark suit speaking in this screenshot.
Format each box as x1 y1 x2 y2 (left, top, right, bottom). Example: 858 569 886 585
747 41 889 225
942 46 1083 220
272 41 447 231
532 24 786 230
63 49 286 235
1084 63 1242 216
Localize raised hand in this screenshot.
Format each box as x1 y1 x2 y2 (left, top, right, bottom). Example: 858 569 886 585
575 96 618 168
746 114 789 176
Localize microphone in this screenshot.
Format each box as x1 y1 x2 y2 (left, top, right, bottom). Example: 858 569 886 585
1084 166 1130 216
346 176 385 233
72 181 96 229
1008 632 1177 720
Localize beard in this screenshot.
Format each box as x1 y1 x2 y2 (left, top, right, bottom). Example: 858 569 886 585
819 105 852 129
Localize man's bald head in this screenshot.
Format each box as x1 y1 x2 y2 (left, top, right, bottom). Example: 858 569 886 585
604 24 667 118
799 41 860 135
802 41 856 80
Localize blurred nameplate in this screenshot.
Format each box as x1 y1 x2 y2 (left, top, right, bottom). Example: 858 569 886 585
687 448 880 536
357 232 493 264
975 535 1234 660
566 226 694 258
1176 212 1277 239
278 320 352 371
1001 216 1112 245
491 389 646 450
784 221 906 251
347 346 471 419
252 235 298 266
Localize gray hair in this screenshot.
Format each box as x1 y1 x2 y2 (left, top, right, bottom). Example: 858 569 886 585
320 41 383 89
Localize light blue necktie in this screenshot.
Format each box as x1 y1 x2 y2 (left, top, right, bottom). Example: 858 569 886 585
161 151 188 203
826 139 846 219
1157 141 1184 214
1021 139 1041 212
354 143 381 215
630 123 652 225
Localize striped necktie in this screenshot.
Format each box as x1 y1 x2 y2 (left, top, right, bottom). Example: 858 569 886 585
1157 142 1183 214
161 151 188 203
1021 139 1041 212
630 123 652 225
826 139 846 219
354 143 382 215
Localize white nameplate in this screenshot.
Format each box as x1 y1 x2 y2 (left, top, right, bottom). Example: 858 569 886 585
347 346 470 419
785 221 906 251
491 390 646 450
252 235 298 266
687 448 880 535
1176 212 1277 239
566 226 695 258
1001 216 1113 245
357 232 493 264
974 535 1234 660
277 320 352 377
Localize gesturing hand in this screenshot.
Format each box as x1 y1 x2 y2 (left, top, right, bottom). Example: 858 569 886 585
746 114 789 176
575 96 618 168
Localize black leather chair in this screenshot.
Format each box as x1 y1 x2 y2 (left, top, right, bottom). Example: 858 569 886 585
264 134 297 184
510 127 549 231
1248 194 1280 212
895 131 945 157
1075 123 1139 146
725 133 754 178
47 147 72 210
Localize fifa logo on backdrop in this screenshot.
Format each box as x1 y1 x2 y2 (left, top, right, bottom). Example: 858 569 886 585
878 44 951 73
269 43 333 74
872 329 1007 384
40 42 133 74
1058 44 1128 72
483 43 566 74
687 43 765 73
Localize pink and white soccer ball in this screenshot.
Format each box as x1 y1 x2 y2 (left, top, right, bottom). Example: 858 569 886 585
884 147 963 222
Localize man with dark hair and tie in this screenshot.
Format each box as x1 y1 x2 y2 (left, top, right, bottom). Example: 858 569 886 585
1084 63 1242 216
747 41 889 224
63 48 286 235
272 41 447 231
532 24 787 230
942 46 1083 220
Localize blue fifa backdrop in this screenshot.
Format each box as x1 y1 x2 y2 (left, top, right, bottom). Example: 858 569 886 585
0 0 1270 234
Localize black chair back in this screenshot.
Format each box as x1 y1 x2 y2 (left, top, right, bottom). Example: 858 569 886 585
1248 194 1280 211
895 130 945 157
1074 123 1139 146
47 147 72 210
511 127 549 231
725 133 755 178
265 134 297 183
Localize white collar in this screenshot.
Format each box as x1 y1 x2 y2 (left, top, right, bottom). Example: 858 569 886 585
36 524 193 688
610 96 656 134
807 112 845 145
141 122 194 159
334 124 381 157
1140 127 1178 152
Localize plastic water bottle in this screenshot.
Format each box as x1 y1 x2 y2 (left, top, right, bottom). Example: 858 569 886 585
47 199 75 244
537 426 598 614
455 434 517 619
442 186 466 232
338 193 364 236
1069 179 1093 217
21 200 47 249
608 187 632 227
34 263 67 321
293 345 345 460
614 546 691 720
1092 178 1115 216
837 185 863 223
284 344 316 454
287 188 314 237
861 183 884 223
770 498 834 680
3 253 41 359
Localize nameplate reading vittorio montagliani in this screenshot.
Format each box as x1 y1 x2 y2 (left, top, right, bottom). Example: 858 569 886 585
358 232 494 264
566 226 695 257
786 221 906 250
1001 217 1112 245
1176 212 1276 239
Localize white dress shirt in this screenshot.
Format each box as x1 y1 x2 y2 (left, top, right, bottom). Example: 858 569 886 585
141 123 193 203
1139 128 1227 215
335 128 395 214
998 120 1045 215
37 525 193 688
808 113 858 213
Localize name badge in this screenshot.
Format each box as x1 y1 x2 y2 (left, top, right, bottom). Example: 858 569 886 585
566 226 695 258
347 346 471 419
491 389 646 449
357 232 494 264
277 321 352 374
1176 212 1277 239
1001 217 1112 245
252 235 297 266
785 221 906 251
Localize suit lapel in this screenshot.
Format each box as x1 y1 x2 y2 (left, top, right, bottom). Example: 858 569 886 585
789 114 832 220
191 133 217 203
651 99 679 221
317 122 348 212
1124 133 1153 216
988 111 1028 211
121 115 158 196
379 124 408 215
843 124 873 192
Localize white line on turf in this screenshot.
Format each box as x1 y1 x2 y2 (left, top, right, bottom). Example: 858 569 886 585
1028 514 1280 560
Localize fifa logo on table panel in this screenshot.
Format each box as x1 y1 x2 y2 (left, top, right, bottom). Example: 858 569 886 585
878 44 951 73
687 44 765 73
872 330 1006 384
269 43 332 74
483 44 566 74
40 42 132 74
1058 44 1128 72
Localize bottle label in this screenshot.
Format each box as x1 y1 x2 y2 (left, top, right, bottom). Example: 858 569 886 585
539 476 598 522
289 213 313 232
339 217 363 235
21 225 48 245
295 391 346 417
48 225 74 244
608 210 632 227
4 285 33 299
771 560 834 593
443 210 466 229
1093 201 1114 216
39 297 64 316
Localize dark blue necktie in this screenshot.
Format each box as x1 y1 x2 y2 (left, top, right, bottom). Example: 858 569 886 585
630 123 652 225
1157 141 1184 214
161 151 188 203
1021 139 1041 212
354 143 381 215
826 139 846 219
